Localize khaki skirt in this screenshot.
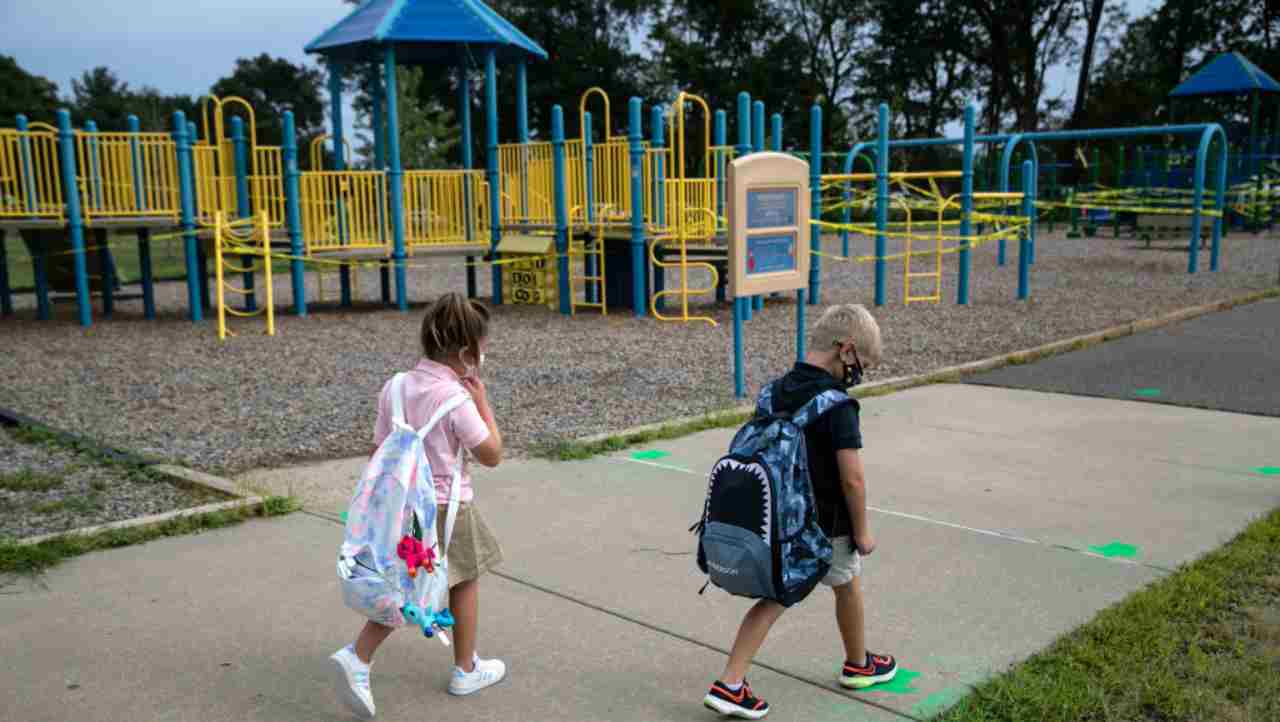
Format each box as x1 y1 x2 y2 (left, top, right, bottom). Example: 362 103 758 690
435 502 504 587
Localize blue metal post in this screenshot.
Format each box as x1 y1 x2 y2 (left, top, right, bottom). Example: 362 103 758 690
875 104 889 306
230 116 256 311
796 288 806 361
751 100 765 311
584 111 597 305
127 115 154 318
189 119 210 312
18 115 50 320
385 46 409 310
517 60 529 220
282 111 306 315
85 120 114 317
1212 131 1226 270
809 105 822 305
652 105 666 311
628 98 646 317
375 62 391 304
54 111 92 326
328 62 352 307
458 55 475 300
484 49 502 305
172 111 201 322
957 105 974 305
552 106 570 316
733 297 745 398
736 93 752 320
714 109 727 303
1018 160 1033 300
771 113 782 152
752 101 765 153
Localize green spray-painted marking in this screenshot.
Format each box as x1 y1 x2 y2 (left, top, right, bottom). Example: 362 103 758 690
631 450 671 461
1255 466 1280 476
911 686 970 718
869 667 921 694
1133 388 1162 398
1088 541 1139 559
340 511 348 523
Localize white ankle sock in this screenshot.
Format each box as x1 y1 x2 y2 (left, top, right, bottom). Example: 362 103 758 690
724 680 743 692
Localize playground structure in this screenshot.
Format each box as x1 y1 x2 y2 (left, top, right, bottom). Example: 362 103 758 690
1 2 1271 333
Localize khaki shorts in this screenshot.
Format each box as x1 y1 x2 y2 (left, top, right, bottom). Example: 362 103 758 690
435 502 504 587
820 535 862 587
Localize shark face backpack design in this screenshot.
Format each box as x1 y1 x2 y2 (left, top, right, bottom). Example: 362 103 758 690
694 382 847 607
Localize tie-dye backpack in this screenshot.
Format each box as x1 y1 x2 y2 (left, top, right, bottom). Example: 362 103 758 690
337 372 468 643
693 382 843 607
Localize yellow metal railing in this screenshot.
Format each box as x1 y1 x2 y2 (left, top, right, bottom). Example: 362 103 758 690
251 145 285 227
74 132 180 222
299 170 389 253
403 170 489 249
588 138 635 223
498 141 555 226
191 143 224 225
213 210 275 341
0 129 63 220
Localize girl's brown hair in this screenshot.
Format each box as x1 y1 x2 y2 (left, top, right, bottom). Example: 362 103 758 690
420 293 490 362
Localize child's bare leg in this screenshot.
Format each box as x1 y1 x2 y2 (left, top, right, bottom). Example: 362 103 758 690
720 599 786 684
449 579 479 670
355 620 395 664
833 578 865 664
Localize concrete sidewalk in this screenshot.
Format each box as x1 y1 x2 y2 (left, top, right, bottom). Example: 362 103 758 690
4 381 1278 721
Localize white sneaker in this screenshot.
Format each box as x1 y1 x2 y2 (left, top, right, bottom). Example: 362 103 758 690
447 654 507 696
330 645 376 719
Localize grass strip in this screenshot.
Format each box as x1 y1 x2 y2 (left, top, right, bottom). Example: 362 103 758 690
934 508 1280 721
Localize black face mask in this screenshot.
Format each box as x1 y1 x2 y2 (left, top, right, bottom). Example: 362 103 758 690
841 346 864 389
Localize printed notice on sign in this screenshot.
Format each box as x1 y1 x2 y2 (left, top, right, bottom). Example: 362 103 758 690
746 188 797 229
746 233 796 275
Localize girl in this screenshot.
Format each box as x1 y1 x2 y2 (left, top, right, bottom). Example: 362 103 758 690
331 293 507 718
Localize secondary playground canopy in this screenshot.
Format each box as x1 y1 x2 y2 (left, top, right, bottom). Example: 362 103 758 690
1169 52 1280 98
304 0 548 63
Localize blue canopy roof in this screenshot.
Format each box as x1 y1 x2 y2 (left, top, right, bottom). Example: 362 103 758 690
1169 52 1280 98
306 0 548 65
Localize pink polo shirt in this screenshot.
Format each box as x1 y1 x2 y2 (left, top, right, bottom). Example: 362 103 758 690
373 359 491 504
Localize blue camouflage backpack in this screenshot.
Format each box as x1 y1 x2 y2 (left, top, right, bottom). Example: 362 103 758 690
693 382 848 607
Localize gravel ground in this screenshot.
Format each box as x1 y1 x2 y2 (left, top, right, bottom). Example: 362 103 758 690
1 226 1276 476
0 426 221 541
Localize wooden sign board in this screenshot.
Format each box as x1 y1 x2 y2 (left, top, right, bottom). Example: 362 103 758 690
726 152 811 298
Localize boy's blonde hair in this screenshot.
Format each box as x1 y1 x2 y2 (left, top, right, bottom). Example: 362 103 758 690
810 304 882 367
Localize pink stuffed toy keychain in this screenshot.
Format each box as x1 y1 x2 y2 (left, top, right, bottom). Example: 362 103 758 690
397 535 436 578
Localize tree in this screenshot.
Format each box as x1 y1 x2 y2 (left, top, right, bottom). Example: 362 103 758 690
1066 0 1110 128
354 67 460 169
210 54 326 161
861 0 980 142
0 55 60 125
650 0 812 155
71 66 134 130
959 0 1080 132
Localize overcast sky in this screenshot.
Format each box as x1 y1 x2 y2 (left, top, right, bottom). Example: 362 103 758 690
3 0 1162 143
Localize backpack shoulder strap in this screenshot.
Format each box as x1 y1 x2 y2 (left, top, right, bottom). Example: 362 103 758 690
388 373 409 429
412 392 472 555
792 389 851 428
754 381 777 418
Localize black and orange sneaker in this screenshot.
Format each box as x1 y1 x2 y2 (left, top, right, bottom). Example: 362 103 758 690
840 652 898 689
703 678 770 719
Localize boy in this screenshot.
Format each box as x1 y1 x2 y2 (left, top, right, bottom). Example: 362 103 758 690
703 304 897 719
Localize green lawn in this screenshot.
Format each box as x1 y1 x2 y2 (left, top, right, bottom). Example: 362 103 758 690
2 231 191 292
934 508 1280 721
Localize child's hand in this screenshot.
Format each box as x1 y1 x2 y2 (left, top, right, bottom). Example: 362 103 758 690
460 376 488 406
855 531 876 556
